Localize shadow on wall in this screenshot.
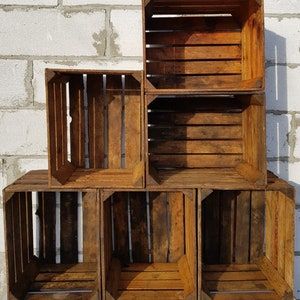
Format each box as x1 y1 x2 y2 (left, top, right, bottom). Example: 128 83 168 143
265 30 300 195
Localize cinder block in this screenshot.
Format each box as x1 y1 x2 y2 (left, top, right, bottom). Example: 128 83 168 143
0 210 4 253
0 9 105 56
63 0 140 4
265 17 300 64
266 65 300 111
0 252 6 300
0 60 29 107
33 59 142 104
294 123 300 159
0 109 47 155
0 0 56 4
110 9 142 57
266 113 291 158
265 0 300 14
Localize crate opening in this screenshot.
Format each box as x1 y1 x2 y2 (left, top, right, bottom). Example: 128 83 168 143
5 191 99 299
201 190 294 299
144 0 264 92
102 191 196 299
147 95 266 188
47 70 143 188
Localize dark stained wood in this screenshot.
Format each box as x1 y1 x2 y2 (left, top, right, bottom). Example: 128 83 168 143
38 192 56 264
60 192 78 264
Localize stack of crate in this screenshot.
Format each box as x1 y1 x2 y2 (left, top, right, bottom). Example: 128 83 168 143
3 0 295 299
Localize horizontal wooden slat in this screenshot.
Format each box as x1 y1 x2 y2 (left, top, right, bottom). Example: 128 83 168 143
119 280 184 290
149 140 243 154
210 292 280 300
39 263 96 273
206 280 273 292
35 272 96 282
29 281 95 292
120 271 181 281
121 263 179 272
146 16 241 31
147 32 241 46
149 112 242 125
26 292 95 299
150 154 242 168
149 126 242 140
204 265 259 272
118 290 185 300
204 271 266 281
147 61 241 75
147 45 241 60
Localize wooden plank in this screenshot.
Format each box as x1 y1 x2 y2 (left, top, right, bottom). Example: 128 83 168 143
202 192 220 264
106 258 121 300
60 192 78 264
150 192 168 262
235 191 250 263
203 271 266 281
120 271 181 281
168 192 184 262
219 191 235 264
204 264 259 272
26 192 34 263
26 292 95 299
35 272 96 282
38 192 56 264
149 112 242 125
121 263 178 272
149 140 243 154
119 280 184 290
19 192 29 269
147 45 241 60
206 280 273 292
87 74 104 169
83 192 98 262
277 191 286 277
118 290 185 299
29 281 95 292
210 292 280 300
178 256 195 297
147 61 241 75
104 197 112 280
130 193 148 263
39 263 96 273
149 125 242 140
146 32 241 46
69 74 85 168
150 154 242 169
250 191 265 262
124 75 141 169
113 193 129 264
107 75 122 169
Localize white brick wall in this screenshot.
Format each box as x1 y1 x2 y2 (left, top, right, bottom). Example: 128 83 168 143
0 0 299 298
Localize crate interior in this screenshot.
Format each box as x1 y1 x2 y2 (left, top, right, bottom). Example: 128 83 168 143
47 71 143 187
201 190 294 299
102 191 196 299
144 0 264 92
147 95 265 188
5 191 99 299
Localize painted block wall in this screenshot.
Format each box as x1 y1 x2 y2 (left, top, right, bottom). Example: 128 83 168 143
0 0 299 298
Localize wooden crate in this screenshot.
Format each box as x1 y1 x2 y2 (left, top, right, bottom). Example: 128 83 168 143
143 0 264 94
200 174 295 299
101 189 198 299
4 187 100 299
146 94 266 189
46 69 144 188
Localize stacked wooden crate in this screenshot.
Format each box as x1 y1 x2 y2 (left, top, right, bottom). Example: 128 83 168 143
3 0 295 299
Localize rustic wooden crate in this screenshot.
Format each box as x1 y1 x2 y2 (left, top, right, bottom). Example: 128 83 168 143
143 0 264 94
46 69 144 188
200 174 295 299
146 93 266 189
100 189 199 299
4 187 100 299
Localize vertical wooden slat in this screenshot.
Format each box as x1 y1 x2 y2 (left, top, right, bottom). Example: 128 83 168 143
235 191 250 263
87 74 104 169
107 75 122 169
19 192 29 269
184 192 196 283
55 81 64 169
277 191 286 277
124 76 141 168
250 191 265 262
38 192 56 264
197 190 202 300
60 192 78 264
69 75 85 168
219 191 235 264
48 81 57 173
130 192 148 262
113 193 129 264
151 192 168 262
12 194 22 282
60 80 68 165
26 192 34 262
104 198 112 279
202 191 220 264
168 192 184 262
83 192 98 262
5 198 16 288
